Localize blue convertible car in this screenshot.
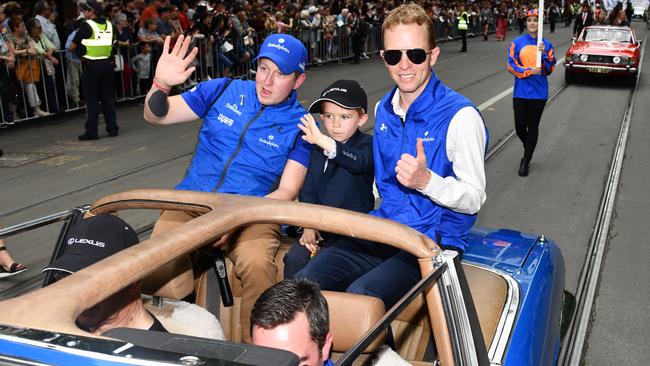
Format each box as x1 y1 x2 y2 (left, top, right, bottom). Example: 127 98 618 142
0 190 572 365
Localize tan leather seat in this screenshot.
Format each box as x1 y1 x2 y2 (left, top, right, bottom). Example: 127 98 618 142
391 264 509 362
464 264 508 348
146 236 509 362
324 291 386 353
141 255 195 300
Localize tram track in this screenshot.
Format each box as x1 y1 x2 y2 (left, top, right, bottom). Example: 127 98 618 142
558 34 647 366
0 150 195 219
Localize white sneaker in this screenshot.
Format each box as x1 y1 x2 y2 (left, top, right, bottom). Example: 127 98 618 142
34 107 52 117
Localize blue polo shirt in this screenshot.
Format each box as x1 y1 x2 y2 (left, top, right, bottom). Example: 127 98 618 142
179 78 311 195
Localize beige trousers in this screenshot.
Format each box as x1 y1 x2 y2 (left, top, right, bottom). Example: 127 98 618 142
152 210 281 343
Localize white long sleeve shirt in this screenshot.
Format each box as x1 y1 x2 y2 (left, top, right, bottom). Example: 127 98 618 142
390 90 487 215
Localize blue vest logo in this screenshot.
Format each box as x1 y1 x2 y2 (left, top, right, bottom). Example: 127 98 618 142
225 102 242 116
259 135 280 148
422 131 435 142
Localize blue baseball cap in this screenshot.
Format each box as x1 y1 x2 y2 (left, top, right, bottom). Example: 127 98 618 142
254 34 308 74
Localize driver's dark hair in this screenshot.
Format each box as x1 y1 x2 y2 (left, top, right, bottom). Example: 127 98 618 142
250 279 329 351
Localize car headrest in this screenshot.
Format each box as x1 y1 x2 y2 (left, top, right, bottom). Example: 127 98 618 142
323 291 386 353
141 255 194 299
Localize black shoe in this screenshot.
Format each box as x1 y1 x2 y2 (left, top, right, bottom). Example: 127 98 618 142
108 131 119 137
459 49 467 53
518 158 529 177
78 134 99 141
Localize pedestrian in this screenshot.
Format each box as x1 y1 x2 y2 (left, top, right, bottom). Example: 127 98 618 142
481 2 493 41
284 79 374 279
7 15 52 118
507 9 556 176
130 42 152 95
34 0 61 50
573 2 593 38
0 234 27 278
349 9 365 64
496 3 508 41
64 22 82 106
28 19 59 114
143 33 310 343
548 2 560 33
294 3 487 309
458 4 469 52
564 1 574 27
0 18 18 124
70 0 119 140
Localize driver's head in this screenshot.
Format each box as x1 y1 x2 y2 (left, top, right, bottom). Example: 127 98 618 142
251 280 333 366
253 34 308 105
42 214 142 332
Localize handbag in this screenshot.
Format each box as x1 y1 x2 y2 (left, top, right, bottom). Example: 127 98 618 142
43 58 55 76
114 54 124 72
220 41 234 53
16 58 41 83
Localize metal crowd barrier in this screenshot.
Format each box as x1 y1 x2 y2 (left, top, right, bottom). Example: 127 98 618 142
1 20 491 125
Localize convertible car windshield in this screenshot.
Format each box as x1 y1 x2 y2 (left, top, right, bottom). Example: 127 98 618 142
582 28 633 43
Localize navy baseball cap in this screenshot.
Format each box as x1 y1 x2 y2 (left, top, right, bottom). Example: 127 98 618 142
42 214 139 274
254 34 308 74
309 80 368 113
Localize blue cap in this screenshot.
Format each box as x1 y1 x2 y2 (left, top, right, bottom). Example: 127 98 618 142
254 34 308 74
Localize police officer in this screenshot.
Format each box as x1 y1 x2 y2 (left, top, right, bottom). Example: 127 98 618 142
70 0 118 140
458 4 469 52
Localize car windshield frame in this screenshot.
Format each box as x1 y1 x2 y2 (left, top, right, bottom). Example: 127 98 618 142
581 28 633 43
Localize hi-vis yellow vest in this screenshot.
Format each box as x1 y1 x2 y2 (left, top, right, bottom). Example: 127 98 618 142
458 11 469 30
81 20 113 60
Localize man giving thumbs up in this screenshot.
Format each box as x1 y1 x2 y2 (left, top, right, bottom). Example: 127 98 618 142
347 3 488 309
291 4 488 310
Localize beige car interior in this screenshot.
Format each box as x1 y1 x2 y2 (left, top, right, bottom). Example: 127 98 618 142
0 190 509 365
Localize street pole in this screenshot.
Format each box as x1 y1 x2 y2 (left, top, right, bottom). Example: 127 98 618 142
537 0 545 68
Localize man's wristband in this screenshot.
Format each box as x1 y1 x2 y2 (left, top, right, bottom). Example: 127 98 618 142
153 79 171 94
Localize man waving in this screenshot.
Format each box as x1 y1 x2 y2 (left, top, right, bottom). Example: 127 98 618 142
143 33 311 342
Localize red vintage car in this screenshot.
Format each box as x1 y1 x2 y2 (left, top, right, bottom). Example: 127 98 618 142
564 26 641 84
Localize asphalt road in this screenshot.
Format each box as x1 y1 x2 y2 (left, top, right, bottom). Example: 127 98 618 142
1 21 648 365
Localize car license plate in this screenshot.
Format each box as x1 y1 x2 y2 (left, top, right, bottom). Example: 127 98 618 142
587 66 609 73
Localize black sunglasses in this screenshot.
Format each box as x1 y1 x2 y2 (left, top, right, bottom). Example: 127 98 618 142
382 48 432 66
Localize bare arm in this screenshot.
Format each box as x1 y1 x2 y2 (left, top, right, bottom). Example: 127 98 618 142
265 160 308 201
143 35 200 124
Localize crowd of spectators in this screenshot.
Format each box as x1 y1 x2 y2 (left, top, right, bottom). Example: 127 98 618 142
0 0 637 126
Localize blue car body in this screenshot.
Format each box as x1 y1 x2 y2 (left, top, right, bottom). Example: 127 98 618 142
465 227 565 366
0 224 566 366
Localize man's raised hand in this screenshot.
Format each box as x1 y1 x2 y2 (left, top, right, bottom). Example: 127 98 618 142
395 138 431 190
154 35 198 89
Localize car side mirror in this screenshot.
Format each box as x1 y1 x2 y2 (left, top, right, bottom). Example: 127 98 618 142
572 37 576 45
637 40 643 45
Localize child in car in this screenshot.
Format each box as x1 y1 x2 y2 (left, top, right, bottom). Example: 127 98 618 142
284 80 374 279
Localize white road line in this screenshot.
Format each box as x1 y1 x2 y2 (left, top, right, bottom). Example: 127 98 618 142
478 57 565 111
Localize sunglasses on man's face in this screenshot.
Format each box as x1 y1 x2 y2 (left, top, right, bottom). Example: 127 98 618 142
382 48 432 66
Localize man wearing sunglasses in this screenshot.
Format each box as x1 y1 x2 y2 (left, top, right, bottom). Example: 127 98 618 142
308 4 488 309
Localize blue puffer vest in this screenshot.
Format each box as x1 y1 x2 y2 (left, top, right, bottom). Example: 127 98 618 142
372 72 488 251
176 79 307 196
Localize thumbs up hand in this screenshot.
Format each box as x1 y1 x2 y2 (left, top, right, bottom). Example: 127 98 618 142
395 138 432 190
